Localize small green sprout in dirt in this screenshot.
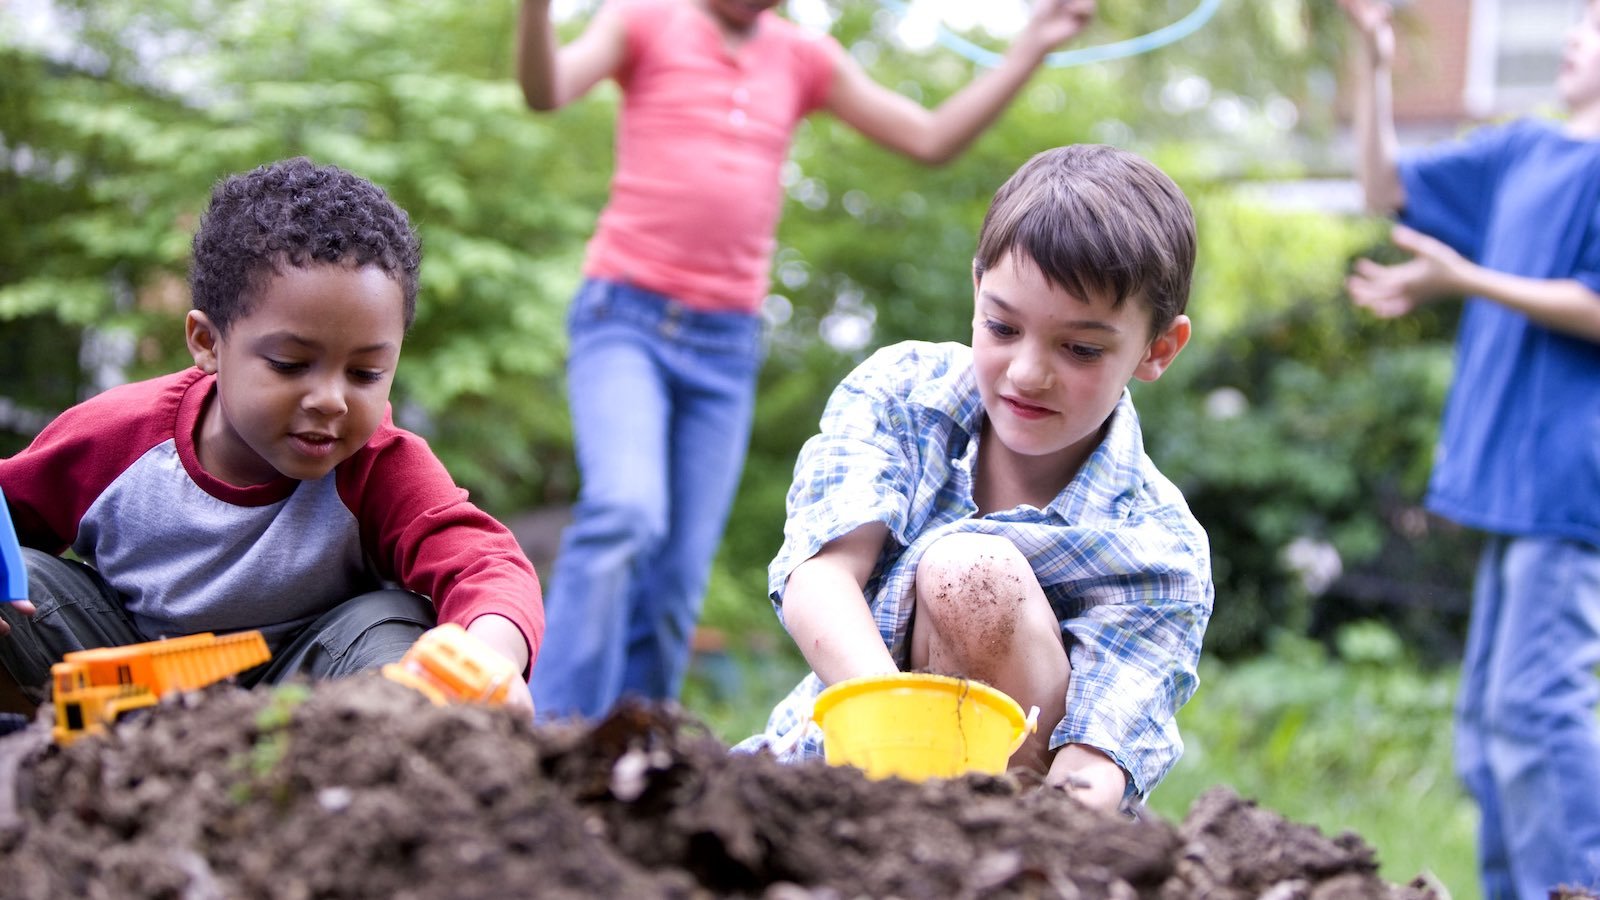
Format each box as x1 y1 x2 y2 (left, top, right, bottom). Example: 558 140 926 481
227 683 311 804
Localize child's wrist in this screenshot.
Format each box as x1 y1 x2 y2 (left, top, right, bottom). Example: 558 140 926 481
1007 36 1052 67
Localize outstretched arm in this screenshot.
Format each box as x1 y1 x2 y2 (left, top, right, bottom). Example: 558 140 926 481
1338 0 1405 213
824 0 1095 165
516 0 628 111
1349 225 1600 343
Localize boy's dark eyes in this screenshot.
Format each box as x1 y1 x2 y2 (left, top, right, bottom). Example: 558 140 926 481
982 322 1104 361
264 358 386 383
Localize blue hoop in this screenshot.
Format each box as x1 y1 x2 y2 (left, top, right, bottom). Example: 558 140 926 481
880 0 1223 69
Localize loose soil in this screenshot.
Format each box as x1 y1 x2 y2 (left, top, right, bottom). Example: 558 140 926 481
0 675 1442 899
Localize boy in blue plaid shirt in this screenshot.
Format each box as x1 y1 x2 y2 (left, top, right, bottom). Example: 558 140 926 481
739 145 1212 813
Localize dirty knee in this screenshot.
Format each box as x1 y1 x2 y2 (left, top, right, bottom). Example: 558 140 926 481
914 533 1033 653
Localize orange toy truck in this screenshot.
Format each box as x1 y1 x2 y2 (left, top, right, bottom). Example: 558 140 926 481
382 623 519 706
51 631 271 745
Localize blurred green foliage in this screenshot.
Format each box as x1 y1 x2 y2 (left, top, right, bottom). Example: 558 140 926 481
1 0 1471 664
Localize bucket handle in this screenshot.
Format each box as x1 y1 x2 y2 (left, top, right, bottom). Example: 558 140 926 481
1008 705 1041 756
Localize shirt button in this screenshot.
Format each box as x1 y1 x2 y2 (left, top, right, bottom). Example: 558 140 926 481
730 108 747 127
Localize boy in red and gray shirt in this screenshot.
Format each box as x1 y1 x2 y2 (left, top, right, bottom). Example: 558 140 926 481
0 158 543 718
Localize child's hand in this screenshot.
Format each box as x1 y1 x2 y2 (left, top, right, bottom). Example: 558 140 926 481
1044 742 1128 812
501 674 535 718
1346 224 1468 318
1022 0 1097 54
1337 0 1395 66
464 614 535 719
0 600 34 638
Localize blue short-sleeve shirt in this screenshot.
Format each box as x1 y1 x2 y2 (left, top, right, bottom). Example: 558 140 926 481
1398 119 1600 544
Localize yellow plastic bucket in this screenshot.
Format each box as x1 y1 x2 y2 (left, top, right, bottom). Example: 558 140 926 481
811 673 1036 781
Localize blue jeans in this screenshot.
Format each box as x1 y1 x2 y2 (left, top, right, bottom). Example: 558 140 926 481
529 279 764 719
1455 536 1600 898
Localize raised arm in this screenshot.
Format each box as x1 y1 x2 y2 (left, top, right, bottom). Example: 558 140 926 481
780 522 900 685
824 0 1095 165
516 0 628 111
1338 0 1405 213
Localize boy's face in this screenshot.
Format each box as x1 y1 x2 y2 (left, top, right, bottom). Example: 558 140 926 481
1559 2 1600 112
971 252 1189 485
185 263 406 487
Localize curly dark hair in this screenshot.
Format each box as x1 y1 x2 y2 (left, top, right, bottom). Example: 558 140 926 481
189 157 421 335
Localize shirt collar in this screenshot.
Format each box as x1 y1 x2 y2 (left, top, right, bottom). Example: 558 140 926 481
1049 389 1144 524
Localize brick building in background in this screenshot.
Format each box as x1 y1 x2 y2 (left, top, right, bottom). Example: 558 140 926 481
1383 0 1579 136
1265 0 1583 213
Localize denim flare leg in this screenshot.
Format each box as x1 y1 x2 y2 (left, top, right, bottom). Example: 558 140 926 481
530 279 763 719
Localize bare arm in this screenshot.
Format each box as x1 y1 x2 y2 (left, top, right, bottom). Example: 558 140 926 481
1348 224 1600 343
824 0 1095 165
1466 271 1600 343
516 0 628 111
780 522 900 684
1338 0 1405 213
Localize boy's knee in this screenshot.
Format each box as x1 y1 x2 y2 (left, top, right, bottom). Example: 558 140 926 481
919 532 1026 573
915 533 1029 604
263 590 435 682
914 532 1035 646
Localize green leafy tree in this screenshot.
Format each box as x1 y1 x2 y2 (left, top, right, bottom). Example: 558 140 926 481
0 0 610 508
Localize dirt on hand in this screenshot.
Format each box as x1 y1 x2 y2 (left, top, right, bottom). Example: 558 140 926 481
0 675 1441 899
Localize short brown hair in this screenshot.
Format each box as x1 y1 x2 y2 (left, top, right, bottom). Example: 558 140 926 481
974 144 1195 337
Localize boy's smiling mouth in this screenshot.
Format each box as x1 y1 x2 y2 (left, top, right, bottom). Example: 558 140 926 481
1001 395 1055 420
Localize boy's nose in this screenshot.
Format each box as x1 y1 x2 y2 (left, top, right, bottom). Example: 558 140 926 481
303 377 348 415
1008 348 1054 392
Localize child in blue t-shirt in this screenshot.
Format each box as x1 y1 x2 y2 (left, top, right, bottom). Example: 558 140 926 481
1341 1 1600 894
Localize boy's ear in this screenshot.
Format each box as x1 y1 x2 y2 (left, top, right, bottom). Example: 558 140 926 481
186 311 221 374
1133 314 1191 383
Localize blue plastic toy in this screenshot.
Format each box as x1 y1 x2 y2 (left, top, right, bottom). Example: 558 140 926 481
0 486 26 603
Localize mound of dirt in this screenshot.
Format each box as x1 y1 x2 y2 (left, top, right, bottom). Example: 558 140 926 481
0 675 1440 899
